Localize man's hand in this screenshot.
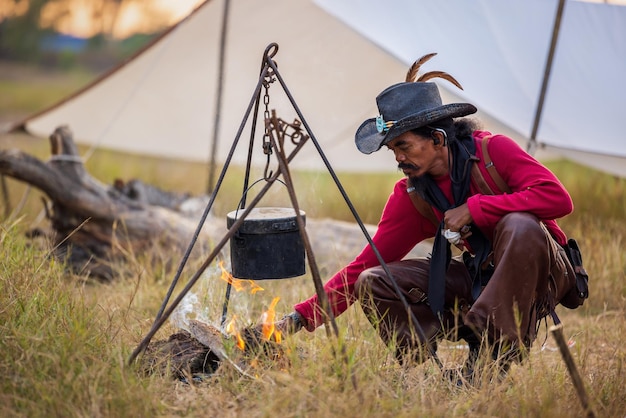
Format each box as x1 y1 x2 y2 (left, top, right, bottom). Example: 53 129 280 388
275 311 305 335
254 311 305 341
444 203 473 235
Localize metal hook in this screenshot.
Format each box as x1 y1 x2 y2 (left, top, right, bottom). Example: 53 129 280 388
263 42 279 60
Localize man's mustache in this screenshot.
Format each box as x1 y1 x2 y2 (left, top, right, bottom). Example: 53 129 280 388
398 162 419 171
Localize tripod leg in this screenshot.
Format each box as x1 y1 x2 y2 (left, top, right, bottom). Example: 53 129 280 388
221 282 233 329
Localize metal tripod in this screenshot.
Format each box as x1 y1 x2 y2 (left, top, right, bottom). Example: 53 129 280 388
127 43 440 371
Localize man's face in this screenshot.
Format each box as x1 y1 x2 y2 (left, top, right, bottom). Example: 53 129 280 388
385 130 443 177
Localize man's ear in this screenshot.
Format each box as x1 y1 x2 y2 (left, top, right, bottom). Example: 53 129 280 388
430 128 447 146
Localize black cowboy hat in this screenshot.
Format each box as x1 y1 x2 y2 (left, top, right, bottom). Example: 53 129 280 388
355 82 477 154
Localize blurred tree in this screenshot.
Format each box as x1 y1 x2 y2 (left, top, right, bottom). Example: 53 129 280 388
0 0 181 68
0 0 69 62
92 0 124 40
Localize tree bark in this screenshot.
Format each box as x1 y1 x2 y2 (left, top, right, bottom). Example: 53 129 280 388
0 125 214 279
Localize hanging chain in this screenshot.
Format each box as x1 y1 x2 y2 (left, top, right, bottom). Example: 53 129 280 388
261 65 309 180
262 68 275 180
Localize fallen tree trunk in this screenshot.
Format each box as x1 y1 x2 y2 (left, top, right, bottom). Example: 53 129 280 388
0 126 216 279
0 125 431 281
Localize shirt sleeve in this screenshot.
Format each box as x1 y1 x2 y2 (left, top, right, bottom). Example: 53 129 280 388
467 134 573 234
294 178 436 331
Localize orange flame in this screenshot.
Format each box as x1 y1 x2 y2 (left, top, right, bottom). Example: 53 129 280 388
260 296 282 343
225 315 246 351
218 261 264 294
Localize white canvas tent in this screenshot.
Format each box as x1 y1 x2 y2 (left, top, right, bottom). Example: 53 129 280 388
7 0 626 177
9 0 412 173
315 0 626 177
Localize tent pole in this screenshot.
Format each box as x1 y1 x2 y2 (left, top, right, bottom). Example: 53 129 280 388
528 0 566 155
207 0 231 193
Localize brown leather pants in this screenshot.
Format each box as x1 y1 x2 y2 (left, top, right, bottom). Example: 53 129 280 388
355 212 576 363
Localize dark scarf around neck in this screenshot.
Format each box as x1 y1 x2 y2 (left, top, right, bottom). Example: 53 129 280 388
409 135 491 317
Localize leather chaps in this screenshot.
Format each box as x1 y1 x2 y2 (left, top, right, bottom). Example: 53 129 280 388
354 212 577 363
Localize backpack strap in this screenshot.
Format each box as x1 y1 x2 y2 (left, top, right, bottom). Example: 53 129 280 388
475 135 512 194
407 186 439 228
470 163 496 196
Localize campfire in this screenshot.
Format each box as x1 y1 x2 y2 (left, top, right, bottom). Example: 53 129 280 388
141 202 307 381
217 260 264 295
141 263 288 381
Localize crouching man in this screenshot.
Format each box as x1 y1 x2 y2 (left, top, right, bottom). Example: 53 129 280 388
265 54 587 384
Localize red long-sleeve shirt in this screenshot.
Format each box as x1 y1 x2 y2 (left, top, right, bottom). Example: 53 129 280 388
294 131 573 331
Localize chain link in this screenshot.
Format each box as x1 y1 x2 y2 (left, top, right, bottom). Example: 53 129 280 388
262 70 275 179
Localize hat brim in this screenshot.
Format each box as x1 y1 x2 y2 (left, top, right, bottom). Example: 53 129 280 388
355 103 477 154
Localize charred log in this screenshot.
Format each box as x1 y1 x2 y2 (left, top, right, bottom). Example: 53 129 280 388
141 330 221 379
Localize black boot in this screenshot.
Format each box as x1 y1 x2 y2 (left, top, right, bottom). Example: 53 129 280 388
444 338 520 387
491 341 524 380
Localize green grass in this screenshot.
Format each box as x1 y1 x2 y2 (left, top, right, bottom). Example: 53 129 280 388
1 214 624 417
1 142 624 417
0 223 161 417
0 67 93 116
1 62 625 417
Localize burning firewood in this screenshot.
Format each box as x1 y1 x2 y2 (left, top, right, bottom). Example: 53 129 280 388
141 318 289 381
187 319 256 378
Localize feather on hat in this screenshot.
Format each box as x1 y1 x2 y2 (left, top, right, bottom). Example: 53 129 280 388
355 53 477 154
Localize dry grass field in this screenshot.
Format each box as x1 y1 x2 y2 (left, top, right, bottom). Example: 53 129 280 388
1 63 625 417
